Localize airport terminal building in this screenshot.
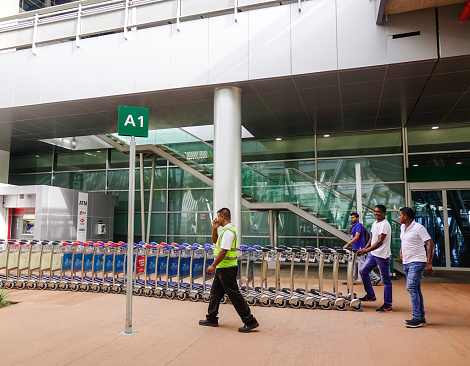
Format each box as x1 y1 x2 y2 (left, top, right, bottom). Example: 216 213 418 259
0 0 469 271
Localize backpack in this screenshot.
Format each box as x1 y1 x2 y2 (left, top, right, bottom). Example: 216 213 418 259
363 226 371 244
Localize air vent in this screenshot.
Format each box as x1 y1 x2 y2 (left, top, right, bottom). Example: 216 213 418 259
392 31 420 39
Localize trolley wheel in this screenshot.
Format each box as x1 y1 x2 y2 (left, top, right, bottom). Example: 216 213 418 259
190 293 200 302
102 286 111 294
133 287 143 296
155 290 164 298
144 289 154 297
92 285 101 293
71 283 80 292
321 302 331 310
276 299 286 308
81 284 90 292
52 282 62 291
16 281 25 290
38 282 47 290
0 280 4 289
352 302 363 312
260 299 271 307
166 291 175 300
291 301 302 309
336 303 347 311
305 302 317 310
246 298 257 306
113 286 122 294
177 292 187 301
203 296 210 303
28 282 37 290
220 295 228 304
5 281 15 289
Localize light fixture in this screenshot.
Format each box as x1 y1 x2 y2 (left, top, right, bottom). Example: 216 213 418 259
431 126 439 130
35 155 40 158
456 162 462 165
276 138 282 141
413 164 419 167
323 134 330 138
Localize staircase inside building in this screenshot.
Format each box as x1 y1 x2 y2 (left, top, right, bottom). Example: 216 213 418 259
99 129 403 273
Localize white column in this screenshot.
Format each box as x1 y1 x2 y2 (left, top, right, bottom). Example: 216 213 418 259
213 87 242 242
0 0 18 17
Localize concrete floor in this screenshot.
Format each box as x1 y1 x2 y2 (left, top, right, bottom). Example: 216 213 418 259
2 276 470 366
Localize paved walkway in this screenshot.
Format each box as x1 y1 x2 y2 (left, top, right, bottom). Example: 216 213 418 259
1 280 470 366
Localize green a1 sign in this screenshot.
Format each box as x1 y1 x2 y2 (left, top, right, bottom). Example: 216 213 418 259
118 105 149 137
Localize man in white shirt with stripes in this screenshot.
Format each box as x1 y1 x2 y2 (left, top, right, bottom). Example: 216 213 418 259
399 207 435 328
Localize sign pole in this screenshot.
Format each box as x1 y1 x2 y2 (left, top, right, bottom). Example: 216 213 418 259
117 105 148 336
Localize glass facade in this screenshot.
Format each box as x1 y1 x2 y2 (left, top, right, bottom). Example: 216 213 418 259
9 128 407 248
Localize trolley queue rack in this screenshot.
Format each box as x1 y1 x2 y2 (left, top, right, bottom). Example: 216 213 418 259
0 239 363 311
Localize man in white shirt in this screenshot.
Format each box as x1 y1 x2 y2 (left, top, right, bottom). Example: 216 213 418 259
399 207 435 328
357 205 393 312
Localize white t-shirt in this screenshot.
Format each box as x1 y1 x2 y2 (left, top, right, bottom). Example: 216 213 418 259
370 219 392 259
400 221 431 264
216 223 235 250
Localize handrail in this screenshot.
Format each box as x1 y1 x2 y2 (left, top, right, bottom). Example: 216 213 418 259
1 0 299 52
255 166 402 226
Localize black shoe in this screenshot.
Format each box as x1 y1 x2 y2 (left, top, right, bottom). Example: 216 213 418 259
405 318 426 327
376 304 393 312
199 319 218 327
359 295 376 301
238 320 259 333
372 278 381 286
343 282 356 285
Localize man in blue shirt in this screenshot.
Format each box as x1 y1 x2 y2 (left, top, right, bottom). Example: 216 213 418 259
343 212 380 285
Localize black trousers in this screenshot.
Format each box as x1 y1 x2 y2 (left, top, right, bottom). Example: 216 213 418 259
206 266 256 325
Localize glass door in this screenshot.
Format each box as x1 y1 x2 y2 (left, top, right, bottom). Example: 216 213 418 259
446 190 470 268
411 190 446 267
411 188 470 269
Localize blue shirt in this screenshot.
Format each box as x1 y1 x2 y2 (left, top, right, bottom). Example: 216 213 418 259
351 221 365 249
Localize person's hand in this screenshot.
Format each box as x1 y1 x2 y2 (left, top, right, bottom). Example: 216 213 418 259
356 249 365 257
212 218 219 230
343 244 349 250
206 264 216 276
426 263 434 275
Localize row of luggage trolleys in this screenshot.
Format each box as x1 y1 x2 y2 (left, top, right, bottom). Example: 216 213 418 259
0 239 362 311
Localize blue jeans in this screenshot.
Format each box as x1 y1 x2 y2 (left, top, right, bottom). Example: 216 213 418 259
360 254 392 306
404 262 427 321
355 254 380 283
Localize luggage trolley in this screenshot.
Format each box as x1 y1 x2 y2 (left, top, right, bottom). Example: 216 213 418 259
78 242 96 292
111 242 127 294
55 242 75 291
3 240 26 289
239 245 260 306
0 239 8 287
131 243 147 296
141 242 158 297
201 243 216 303
175 243 193 301
100 241 118 293
88 241 107 293
38 241 62 290
187 243 206 302
164 244 182 299
154 243 171 298
16 240 40 289
26 240 48 290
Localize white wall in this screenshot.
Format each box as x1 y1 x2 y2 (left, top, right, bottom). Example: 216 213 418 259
0 0 449 109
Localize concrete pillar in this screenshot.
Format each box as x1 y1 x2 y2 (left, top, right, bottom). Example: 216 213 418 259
44 0 52 7
0 150 10 183
213 87 242 242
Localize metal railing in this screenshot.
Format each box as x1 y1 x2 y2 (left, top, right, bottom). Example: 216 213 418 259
0 0 302 52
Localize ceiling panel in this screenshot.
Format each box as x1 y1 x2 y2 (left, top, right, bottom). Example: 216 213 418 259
292 71 338 89
421 71 470 96
414 93 463 113
271 109 311 126
307 105 343 122
260 90 304 111
381 76 429 100
340 81 383 104
407 111 448 126
249 77 297 93
339 66 386 84
342 102 379 119
378 98 417 117
386 60 436 79
299 86 341 108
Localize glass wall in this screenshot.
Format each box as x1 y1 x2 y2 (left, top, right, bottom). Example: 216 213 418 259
9 127 407 246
